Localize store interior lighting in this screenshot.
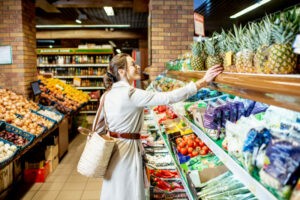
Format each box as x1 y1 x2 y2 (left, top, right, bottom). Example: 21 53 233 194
230 0 271 19
104 6 114 16
116 49 121 54
75 19 82 24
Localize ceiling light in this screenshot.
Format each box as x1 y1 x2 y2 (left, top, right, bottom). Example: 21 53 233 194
75 19 82 24
49 45 53 48
36 24 131 29
108 41 116 48
230 0 271 19
116 49 121 54
104 6 114 16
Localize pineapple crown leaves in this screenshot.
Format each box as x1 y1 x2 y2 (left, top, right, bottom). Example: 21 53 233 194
272 7 300 44
205 33 220 56
259 15 273 46
190 36 205 56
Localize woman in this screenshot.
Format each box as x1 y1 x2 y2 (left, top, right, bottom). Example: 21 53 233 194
92 53 223 200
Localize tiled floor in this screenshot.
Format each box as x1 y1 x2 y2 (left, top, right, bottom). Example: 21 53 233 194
8 134 102 200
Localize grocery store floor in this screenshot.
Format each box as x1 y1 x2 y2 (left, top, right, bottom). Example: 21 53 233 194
8 134 103 200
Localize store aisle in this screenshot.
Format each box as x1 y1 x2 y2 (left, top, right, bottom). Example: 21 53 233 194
8 134 103 200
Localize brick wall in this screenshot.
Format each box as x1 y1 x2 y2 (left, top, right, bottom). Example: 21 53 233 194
0 0 37 97
149 0 194 78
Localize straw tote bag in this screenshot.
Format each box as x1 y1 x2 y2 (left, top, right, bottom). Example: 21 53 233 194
77 92 116 178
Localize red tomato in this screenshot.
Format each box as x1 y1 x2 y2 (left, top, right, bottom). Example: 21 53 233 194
188 147 193 153
187 140 194 148
182 135 189 141
180 147 188 155
192 150 199 157
195 138 201 144
191 134 196 139
200 149 208 155
177 146 181 152
199 141 205 147
202 146 209 151
179 141 187 148
195 147 201 152
188 153 192 157
176 138 183 145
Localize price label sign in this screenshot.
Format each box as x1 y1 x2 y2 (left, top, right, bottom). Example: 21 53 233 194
31 81 42 96
194 13 205 36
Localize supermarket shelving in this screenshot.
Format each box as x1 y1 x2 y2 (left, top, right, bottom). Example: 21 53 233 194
37 64 108 67
53 75 104 79
75 86 105 90
166 71 300 112
151 111 195 200
79 110 97 114
185 118 277 200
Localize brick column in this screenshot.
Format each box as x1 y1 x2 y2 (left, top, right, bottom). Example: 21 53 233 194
0 0 37 97
149 0 194 79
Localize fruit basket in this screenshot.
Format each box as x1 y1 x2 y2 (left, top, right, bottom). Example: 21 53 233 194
0 138 18 168
0 121 35 150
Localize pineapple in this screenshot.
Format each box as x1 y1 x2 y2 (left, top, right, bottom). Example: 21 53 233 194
191 37 206 71
219 29 237 72
204 34 222 69
235 23 258 73
254 16 273 73
266 9 300 74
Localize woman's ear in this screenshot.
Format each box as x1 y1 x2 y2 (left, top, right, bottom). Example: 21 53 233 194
118 68 126 78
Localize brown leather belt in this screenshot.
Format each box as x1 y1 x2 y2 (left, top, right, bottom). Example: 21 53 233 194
109 132 141 139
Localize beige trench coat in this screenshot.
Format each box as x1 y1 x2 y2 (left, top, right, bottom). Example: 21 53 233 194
92 80 197 200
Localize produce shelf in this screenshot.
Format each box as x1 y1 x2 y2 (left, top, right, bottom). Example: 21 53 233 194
37 64 109 67
79 110 97 114
166 71 300 112
183 117 278 200
0 123 59 170
151 111 195 200
53 75 104 78
76 86 105 90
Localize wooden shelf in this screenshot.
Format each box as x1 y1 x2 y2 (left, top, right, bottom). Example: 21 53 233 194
80 110 97 114
76 86 105 90
167 71 300 112
53 75 104 78
37 64 109 67
36 48 113 55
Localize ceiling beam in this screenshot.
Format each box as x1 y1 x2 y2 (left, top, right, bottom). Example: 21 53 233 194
53 0 133 8
36 29 146 39
133 0 148 12
36 0 61 13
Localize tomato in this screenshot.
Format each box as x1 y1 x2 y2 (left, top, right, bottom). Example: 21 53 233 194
182 135 189 141
195 147 201 152
177 146 181 152
180 147 188 155
198 141 205 147
200 149 208 155
188 147 193 153
195 138 201 144
192 150 199 157
188 153 192 157
175 138 183 144
190 134 196 139
179 141 187 148
202 146 209 151
187 140 194 148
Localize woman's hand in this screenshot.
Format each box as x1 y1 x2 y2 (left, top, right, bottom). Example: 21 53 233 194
195 65 223 90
